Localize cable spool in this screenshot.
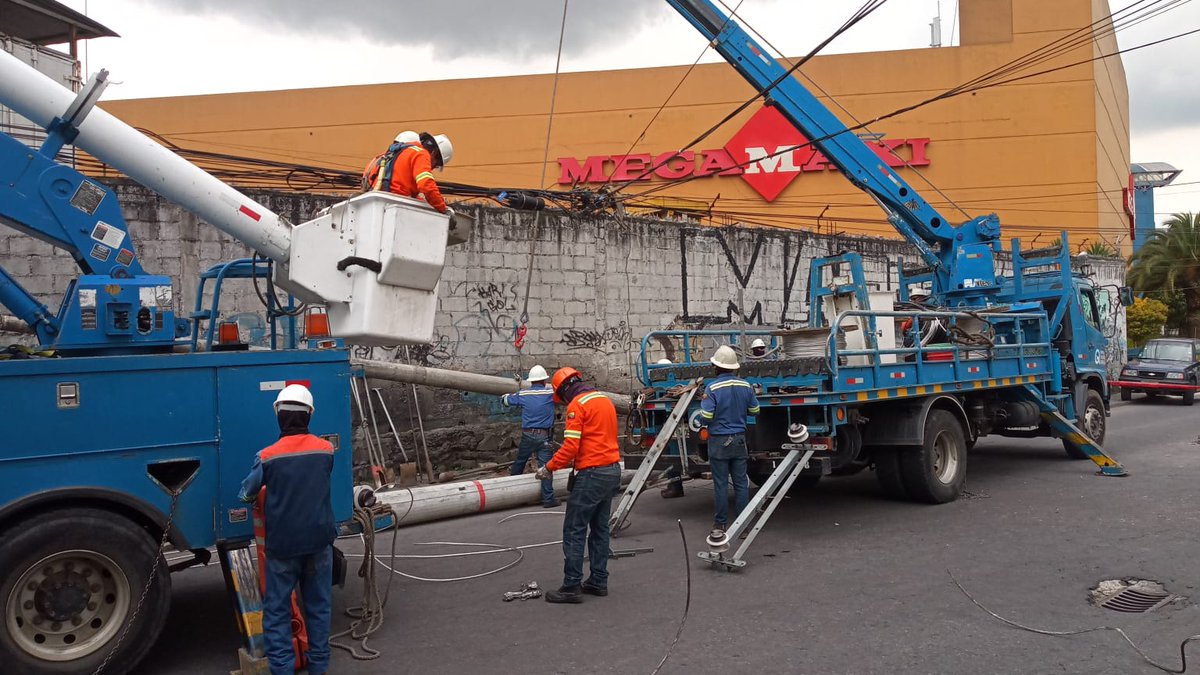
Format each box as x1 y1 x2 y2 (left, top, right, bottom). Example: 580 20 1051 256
773 327 850 360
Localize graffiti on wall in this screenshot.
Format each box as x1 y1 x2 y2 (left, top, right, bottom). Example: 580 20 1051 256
561 321 633 353
677 228 809 327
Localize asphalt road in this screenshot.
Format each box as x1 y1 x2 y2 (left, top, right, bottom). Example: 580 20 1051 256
136 397 1200 675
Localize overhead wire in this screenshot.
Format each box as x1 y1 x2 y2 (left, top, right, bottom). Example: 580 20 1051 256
616 0 1198 204
604 0 893 197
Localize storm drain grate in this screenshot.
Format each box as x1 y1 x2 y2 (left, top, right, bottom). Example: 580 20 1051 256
1101 588 1175 613
1091 579 1176 614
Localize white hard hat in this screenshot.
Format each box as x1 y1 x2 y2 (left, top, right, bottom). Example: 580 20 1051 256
274 384 314 413
394 130 419 144
656 358 673 365
750 338 767 350
710 345 740 370
433 133 453 166
527 365 549 382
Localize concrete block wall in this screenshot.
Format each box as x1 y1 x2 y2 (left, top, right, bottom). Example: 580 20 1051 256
0 181 1127 434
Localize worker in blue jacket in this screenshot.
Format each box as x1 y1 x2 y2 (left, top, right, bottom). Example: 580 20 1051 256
699 345 760 543
502 365 559 507
239 384 335 675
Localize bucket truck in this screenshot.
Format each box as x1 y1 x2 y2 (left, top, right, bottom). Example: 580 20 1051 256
617 0 1134 569
0 51 458 674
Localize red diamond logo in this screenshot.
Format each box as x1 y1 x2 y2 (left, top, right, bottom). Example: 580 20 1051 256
724 106 824 202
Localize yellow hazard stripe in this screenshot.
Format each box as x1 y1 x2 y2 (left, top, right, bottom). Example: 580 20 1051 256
242 610 263 636
710 380 752 391
850 375 1041 403
563 430 582 439
699 410 714 418
579 392 606 404
415 171 436 182
747 406 760 414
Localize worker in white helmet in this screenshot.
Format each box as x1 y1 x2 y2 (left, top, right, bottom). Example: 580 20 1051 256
698 345 760 544
361 130 455 214
238 384 335 675
749 338 768 358
501 365 559 507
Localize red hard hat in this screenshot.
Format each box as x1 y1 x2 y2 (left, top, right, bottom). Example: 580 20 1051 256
551 367 580 403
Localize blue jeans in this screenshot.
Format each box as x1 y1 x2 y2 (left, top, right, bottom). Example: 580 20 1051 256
264 546 332 675
561 463 621 588
511 430 556 504
708 433 749 527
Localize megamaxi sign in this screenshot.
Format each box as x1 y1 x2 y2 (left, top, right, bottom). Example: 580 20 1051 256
557 105 931 202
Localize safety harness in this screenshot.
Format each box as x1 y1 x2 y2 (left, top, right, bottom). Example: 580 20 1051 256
365 141 418 192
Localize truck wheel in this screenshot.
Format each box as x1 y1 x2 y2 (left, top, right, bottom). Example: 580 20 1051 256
1183 389 1195 406
1063 389 1105 460
1119 387 1131 402
0 508 171 675
898 409 968 504
872 447 909 500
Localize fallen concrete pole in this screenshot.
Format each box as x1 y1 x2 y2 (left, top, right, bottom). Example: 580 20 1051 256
355 359 633 412
373 469 634 527
0 315 32 334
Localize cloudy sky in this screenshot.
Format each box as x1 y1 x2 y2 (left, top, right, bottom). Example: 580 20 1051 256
52 0 1200 225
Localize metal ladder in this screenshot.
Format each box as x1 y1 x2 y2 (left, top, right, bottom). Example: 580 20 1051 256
698 447 816 570
610 380 701 533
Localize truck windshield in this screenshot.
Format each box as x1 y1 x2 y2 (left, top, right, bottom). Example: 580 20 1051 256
1141 342 1193 362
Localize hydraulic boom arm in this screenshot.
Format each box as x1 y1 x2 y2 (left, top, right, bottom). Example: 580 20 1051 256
666 0 1003 304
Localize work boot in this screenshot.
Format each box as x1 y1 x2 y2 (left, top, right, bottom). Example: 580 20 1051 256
545 585 583 604
581 578 608 597
542 498 561 508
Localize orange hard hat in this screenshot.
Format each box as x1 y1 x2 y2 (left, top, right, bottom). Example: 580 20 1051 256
551 367 580 403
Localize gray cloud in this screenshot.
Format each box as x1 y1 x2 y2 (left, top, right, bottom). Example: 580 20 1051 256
158 0 671 59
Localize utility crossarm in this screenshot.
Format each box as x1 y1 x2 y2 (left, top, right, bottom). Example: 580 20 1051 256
665 0 1003 305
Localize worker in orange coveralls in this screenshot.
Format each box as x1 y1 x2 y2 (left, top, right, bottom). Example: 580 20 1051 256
361 130 454 214
535 367 622 604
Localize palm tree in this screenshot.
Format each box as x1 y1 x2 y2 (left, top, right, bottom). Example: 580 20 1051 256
1128 212 1200 338
1084 241 1117 257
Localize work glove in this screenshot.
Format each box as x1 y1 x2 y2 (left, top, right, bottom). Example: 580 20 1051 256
535 466 551 481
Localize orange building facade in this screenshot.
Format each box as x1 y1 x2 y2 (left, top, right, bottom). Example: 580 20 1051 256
102 0 1131 251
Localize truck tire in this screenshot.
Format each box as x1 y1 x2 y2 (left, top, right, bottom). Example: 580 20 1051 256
1063 389 1105 460
898 409 968 504
0 508 171 675
1183 389 1195 406
1119 387 1131 402
872 447 909 501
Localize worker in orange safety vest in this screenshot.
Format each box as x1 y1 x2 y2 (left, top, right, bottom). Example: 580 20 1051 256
361 130 454 214
535 367 622 604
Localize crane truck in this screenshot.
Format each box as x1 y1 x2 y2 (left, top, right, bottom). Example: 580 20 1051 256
615 0 1132 569
0 52 458 673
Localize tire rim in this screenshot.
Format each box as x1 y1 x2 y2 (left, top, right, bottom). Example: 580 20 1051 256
6 550 131 662
931 431 960 485
1084 403 1105 442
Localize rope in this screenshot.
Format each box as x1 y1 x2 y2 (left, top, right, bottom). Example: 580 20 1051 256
330 506 398 660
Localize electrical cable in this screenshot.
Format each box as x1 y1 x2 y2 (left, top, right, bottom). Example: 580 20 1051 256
649 520 691 675
374 541 526 583
496 511 568 524
618 3 1198 204
949 569 1200 674
605 0 892 197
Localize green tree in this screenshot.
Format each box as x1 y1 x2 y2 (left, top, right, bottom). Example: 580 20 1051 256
1128 212 1200 338
1125 297 1169 347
